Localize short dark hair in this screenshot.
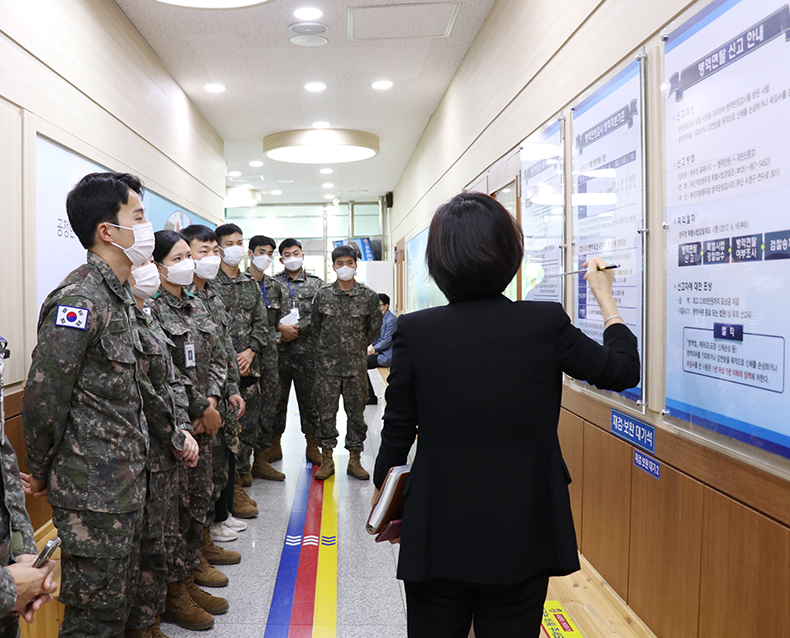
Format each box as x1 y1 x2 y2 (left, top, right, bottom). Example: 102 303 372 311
215 223 243 241
153 229 186 264
249 235 276 253
279 238 302 253
66 172 144 249
378 293 390 306
426 192 523 303
180 224 218 245
332 244 357 263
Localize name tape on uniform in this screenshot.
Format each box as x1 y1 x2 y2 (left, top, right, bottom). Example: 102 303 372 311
55 305 89 330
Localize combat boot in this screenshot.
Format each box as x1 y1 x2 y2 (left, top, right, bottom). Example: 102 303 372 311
241 468 253 487
124 628 153 638
201 527 241 565
185 573 230 614
347 450 370 480
305 434 323 465
163 580 214 631
149 618 168 638
231 478 258 518
314 448 335 481
269 434 283 462
192 555 229 588
252 449 285 481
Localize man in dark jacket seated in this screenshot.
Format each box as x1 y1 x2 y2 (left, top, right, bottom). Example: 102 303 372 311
366 293 396 405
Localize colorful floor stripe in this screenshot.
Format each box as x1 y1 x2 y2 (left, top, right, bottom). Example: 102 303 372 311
265 461 338 638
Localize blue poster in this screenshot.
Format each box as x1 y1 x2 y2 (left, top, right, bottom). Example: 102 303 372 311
406 227 446 311
664 0 790 460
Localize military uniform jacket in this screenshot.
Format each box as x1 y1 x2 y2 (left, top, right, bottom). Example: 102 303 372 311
312 280 383 377
258 273 283 371
134 306 191 473
213 269 269 380
147 286 226 421
22 252 148 513
274 269 324 357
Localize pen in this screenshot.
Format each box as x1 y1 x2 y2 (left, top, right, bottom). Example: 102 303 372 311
555 264 620 276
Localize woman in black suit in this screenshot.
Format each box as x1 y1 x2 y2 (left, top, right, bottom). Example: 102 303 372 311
373 192 640 638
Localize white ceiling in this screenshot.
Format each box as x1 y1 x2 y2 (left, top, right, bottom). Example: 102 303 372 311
113 0 494 206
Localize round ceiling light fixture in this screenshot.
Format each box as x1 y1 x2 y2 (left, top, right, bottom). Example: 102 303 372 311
270 189 283 195
304 82 327 92
290 35 327 47
290 22 327 35
312 121 330 128
204 83 227 93
227 171 242 177
293 7 323 20
372 80 393 90
322 183 334 189
249 160 263 167
263 129 380 164
154 0 274 7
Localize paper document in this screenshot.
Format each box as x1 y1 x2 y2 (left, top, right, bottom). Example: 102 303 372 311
276 308 300 342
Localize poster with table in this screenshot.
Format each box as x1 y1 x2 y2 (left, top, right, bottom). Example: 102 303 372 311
520 117 565 304
571 59 646 404
663 0 790 460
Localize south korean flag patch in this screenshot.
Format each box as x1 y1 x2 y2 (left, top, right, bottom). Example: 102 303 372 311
55 305 89 330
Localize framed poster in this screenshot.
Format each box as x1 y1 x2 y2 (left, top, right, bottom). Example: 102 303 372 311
663 0 790 459
406 227 445 311
571 58 647 405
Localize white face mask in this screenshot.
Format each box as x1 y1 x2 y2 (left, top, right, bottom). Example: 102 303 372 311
161 258 196 286
221 245 245 267
109 221 154 266
282 255 303 272
194 255 221 280
335 265 356 281
252 254 272 272
130 262 160 300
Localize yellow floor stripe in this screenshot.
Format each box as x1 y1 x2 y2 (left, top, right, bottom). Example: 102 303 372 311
313 475 338 637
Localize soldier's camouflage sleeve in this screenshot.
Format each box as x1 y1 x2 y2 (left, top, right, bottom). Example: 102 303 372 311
0 567 16 617
295 276 324 336
250 282 269 355
207 331 227 404
172 367 191 426
1 440 36 556
365 290 384 346
223 328 241 399
311 288 326 341
22 295 96 482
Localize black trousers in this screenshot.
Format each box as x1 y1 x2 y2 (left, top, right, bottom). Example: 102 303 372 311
403 572 549 638
367 354 379 398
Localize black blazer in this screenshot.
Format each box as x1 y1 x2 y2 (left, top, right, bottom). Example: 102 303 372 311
373 296 640 585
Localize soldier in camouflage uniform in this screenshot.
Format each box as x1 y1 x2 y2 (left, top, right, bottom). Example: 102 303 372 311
21 173 151 637
273 238 324 466
147 231 228 631
313 244 382 481
213 224 269 516
245 235 285 481
125 262 201 638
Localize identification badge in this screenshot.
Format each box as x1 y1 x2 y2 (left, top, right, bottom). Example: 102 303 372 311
184 343 196 368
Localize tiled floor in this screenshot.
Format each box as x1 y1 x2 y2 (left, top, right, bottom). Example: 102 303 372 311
162 372 407 637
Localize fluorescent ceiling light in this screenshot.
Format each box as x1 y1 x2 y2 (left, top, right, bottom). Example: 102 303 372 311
277 179 294 183
264 129 380 164
372 80 393 90
312 121 330 128
305 82 326 92
227 171 241 177
154 0 273 7
322 183 334 189
270 190 283 195
249 160 263 167
320 168 333 174
204 83 226 93
294 7 323 20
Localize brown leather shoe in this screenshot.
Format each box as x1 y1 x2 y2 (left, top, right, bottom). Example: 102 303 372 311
268 433 283 462
252 449 285 481
163 580 214 630
231 478 259 518
314 448 335 481
201 527 241 565
185 574 229 614
305 434 323 465
192 555 229 588
347 450 370 480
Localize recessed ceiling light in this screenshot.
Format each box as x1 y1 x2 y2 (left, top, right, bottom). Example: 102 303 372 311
156 0 274 6
305 82 327 92
277 179 295 184
372 80 393 90
320 168 333 174
270 190 283 195
324 194 335 199
293 7 323 20
312 121 330 128
228 171 242 177
204 83 227 93
249 160 263 167
322 183 334 189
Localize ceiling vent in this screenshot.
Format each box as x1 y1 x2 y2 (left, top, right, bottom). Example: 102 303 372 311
348 3 460 41
290 22 327 35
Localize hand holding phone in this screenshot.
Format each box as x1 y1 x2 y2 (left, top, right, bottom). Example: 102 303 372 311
33 538 60 568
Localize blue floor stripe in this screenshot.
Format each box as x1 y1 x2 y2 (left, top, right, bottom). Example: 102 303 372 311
264 461 313 636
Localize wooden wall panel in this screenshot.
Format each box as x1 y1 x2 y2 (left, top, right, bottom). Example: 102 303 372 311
557 409 584 549
5 415 52 531
628 461 703 638
581 421 632 599
698 490 790 638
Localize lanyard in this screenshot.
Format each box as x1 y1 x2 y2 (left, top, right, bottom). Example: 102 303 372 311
285 277 301 299
261 281 270 307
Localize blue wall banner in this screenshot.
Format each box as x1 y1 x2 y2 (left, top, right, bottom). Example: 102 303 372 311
664 0 790 460
611 409 655 453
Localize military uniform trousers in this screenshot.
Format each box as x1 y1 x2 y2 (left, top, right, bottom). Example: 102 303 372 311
0 567 21 638
314 372 369 451
127 466 179 630
52 507 143 638
255 361 281 451
236 379 262 478
274 352 320 438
